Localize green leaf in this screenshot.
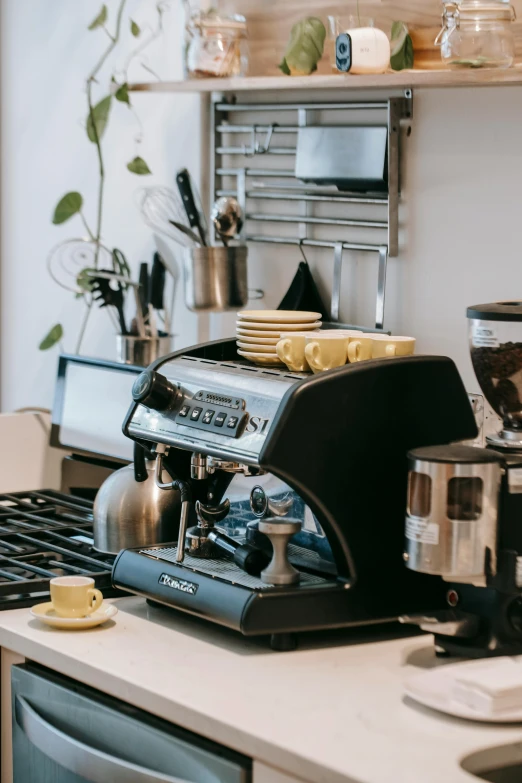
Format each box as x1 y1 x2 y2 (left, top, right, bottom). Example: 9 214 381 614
76 267 96 293
390 21 414 71
127 156 152 175
86 96 112 143
130 19 141 37
52 192 83 225
88 4 108 30
278 17 326 76
115 82 130 105
279 58 291 76
39 323 63 351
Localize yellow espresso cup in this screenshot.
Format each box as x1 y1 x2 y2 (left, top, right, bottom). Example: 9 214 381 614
50 576 103 618
276 331 319 372
304 333 349 374
347 335 373 363
371 335 416 358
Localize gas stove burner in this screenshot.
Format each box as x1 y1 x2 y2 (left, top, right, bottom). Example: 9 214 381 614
0 489 116 609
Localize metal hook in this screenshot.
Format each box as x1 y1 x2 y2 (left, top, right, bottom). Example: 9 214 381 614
242 124 278 157
298 239 310 266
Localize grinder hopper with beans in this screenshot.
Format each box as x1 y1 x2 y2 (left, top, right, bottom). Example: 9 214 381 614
467 301 522 450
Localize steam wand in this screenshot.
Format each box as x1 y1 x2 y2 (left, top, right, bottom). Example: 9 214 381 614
154 444 192 563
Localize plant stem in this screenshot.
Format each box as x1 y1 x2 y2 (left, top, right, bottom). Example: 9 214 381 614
77 0 127 354
357 0 361 26
87 0 127 271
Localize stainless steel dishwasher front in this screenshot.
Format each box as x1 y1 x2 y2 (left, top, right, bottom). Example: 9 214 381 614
11 663 251 783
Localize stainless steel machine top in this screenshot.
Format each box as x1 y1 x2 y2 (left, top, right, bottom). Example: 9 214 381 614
127 354 307 465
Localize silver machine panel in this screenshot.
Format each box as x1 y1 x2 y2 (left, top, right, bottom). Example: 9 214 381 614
127 355 307 465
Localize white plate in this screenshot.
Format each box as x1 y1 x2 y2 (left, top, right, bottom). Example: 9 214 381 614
237 350 284 367
237 334 281 345
237 326 320 338
405 663 522 723
238 310 321 323
30 601 118 630
237 320 322 332
237 341 277 353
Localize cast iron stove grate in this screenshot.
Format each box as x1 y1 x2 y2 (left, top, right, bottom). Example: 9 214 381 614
0 489 116 609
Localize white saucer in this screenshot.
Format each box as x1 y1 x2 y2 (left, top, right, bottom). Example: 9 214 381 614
237 334 281 345
238 310 321 323
237 320 322 332
30 602 118 630
405 663 522 723
237 350 284 366
237 341 278 353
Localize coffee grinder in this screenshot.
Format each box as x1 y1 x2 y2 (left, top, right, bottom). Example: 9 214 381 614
401 302 522 657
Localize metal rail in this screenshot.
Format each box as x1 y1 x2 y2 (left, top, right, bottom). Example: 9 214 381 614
218 189 389 205
211 94 410 329
246 213 388 229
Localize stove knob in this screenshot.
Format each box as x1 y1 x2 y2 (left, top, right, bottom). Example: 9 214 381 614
132 370 178 411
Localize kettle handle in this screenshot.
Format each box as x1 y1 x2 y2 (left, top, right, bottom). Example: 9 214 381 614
133 442 149 483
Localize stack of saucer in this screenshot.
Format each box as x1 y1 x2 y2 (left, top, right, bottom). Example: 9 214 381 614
236 310 322 366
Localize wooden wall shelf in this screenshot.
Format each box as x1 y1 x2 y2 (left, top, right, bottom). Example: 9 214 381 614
129 66 522 94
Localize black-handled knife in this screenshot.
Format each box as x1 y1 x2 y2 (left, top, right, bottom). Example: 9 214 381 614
149 252 166 311
176 169 208 246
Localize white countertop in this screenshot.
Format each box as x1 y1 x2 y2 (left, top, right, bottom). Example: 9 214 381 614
1 596 521 783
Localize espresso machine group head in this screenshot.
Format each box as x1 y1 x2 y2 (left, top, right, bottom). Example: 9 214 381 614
112 338 476 649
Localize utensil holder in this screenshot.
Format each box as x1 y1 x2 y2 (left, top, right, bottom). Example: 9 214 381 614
183 246 249 312
116 335 173 367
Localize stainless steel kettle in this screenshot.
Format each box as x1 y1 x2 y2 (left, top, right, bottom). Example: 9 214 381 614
93 443 181 554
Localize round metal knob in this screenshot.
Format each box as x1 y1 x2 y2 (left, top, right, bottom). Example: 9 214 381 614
258 518 301 586
132 370 177 411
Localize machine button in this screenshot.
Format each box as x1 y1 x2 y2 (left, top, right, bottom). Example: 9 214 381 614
227 416 239 429
202 409 215 424
179 405 190 418
215 412 227 427
191 407 203 421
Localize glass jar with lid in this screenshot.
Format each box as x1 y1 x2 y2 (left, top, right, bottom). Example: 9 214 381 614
185 11 248 78
435 1 516 69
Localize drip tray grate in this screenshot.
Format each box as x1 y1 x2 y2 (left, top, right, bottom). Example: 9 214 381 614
140 545 329 590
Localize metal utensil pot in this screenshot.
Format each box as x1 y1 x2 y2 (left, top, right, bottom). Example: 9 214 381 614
93 444 181 554
183 246 248 312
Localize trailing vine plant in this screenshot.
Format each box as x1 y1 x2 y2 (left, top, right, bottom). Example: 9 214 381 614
41 2 169 352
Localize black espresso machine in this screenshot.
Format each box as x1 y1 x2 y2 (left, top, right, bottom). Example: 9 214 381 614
112 339 477 649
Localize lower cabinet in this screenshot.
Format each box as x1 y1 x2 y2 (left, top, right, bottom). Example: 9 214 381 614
1 649 310 783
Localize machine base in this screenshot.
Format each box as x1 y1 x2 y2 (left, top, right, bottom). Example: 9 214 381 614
113 547 446 650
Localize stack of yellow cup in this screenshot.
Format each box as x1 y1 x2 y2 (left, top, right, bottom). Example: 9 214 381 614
276 329 416 374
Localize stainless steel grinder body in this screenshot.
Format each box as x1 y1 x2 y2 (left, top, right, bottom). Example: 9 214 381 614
404 445 503 587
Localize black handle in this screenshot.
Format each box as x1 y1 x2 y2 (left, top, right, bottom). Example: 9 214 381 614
208 530 270 576
132 370 175 411
133 443 148 483
149 253 166 310
176 169 207 246
138 263 149 319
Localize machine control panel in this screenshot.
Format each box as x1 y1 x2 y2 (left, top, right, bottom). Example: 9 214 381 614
175 390 247 438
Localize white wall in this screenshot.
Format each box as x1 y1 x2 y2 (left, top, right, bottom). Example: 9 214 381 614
0 0 203 412
2 0 522 412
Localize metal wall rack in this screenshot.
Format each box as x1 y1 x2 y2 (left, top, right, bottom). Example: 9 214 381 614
209 90 412 330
